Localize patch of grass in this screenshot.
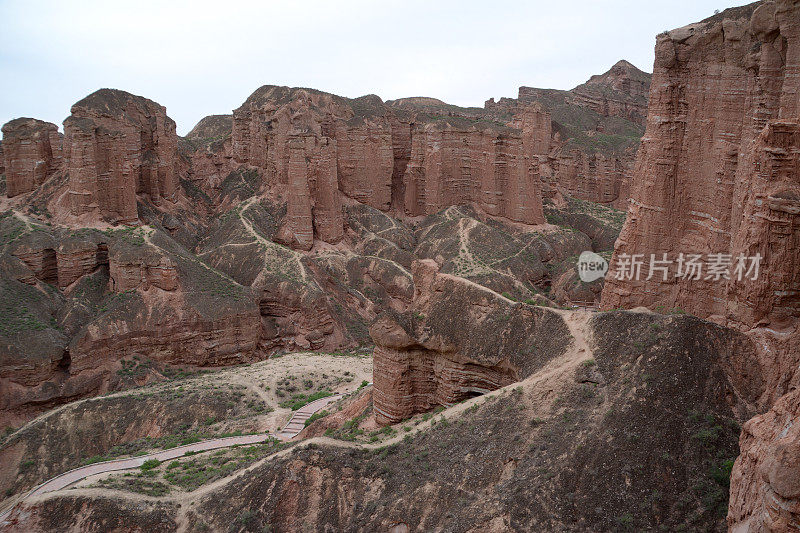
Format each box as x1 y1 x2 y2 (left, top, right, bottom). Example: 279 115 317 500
304 410 329 427
279 389 333 411
140 459 161 471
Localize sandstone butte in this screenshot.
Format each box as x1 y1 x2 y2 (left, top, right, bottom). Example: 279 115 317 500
597 1 800 530
61 89 178 225
1 118 62 198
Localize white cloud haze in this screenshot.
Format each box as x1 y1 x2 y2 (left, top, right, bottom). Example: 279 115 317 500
0 0 752 135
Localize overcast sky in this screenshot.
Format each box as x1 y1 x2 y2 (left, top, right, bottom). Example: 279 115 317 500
0 0 752 135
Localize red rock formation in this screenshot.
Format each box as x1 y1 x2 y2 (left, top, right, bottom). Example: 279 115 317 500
108 242 178 292
731 387 800 532
388 111 413 210
180 114 234 199
56 239 107 289
592 2 800 530
63 89 178 224
401 123 545 224
273 134 343 250
601 1 800 384
1 118 62 197
257 280 342 352
10 237 58 284
371 259 570 424
517 102 552 156
485 82 643 209
68 292 261 370
569 60 651 125
551 148 633 208
232 86 380 248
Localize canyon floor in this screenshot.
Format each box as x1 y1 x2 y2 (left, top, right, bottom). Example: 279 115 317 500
0 305 759 532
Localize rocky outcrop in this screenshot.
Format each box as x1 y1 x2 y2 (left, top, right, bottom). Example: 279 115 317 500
179 114 234 201
232 87 384 249
601 0 800 391
9 232 59 285
55 237 107 289
233 86 550 249
108 242 177 292
185 115 232 141
483 76 646 209
63 89 178 224
591 2 800 530
401 122 546 224
549 148 633 209
371 259 571 424
731 387 800 532
569 60 651 125
1 118 62 197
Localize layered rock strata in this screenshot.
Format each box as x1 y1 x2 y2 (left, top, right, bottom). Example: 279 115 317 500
600 0 800 390
401 124 545 224
589 2 800 530
1 118 62 197
569 59 651 125
371 259 571 424
63 89 178 224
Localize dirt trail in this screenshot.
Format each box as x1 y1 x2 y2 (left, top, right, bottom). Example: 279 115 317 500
0 394 341 523
239 196 309 282
1 312 595 524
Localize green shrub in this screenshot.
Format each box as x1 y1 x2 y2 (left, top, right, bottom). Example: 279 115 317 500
140 459 161 471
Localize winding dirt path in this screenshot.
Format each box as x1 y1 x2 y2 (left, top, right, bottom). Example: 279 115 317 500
0 394 342 522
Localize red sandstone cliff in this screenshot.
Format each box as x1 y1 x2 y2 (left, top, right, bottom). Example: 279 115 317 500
62 89 178 224
401 121 545 224
232 86 548 251
596 2 800 530
1 118 62 197
483 71 648 210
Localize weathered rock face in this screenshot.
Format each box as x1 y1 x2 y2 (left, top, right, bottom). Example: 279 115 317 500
108 242 177 292
63 89 178 224
401 123 545 224
549 148 633 208
371 259 571 424
1 118 62 197
593 2 800 530
601 0 800 392
234 86 550 249
232 87 389 249
731 387 800 532
484 77 646 209
179 114 234 200
569 59 651 125
55 236 108 289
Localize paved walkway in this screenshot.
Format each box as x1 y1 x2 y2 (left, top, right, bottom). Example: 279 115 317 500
0 393 341 521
